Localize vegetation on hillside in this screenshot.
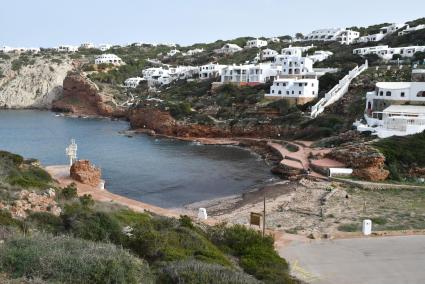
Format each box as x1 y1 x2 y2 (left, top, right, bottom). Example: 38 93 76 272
0 150 296 283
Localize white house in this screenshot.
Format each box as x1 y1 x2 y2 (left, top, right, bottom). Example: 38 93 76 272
97 44 112 52
353 45 425 60
185 48 204 56
268 37 280 43
266 53 319 104
220 63 280 85
307 50 333 63
80 43 95 49
245 39 268 49
142 66 199 86
214 43 243 54
56 45 79 52
357 75 425 137
357 23 407 43
124 77 145 88
261 48 278 60
95 54 123 65
267 76 319 105
167 49 181 57
199 63 226 79
304 28 359 45
399 24 425 36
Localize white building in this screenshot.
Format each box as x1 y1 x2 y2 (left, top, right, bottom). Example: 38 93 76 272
357 77 425 137
357 23 407 43
245 39 268 49
261 48 278 60
214 43 243 54
185 48 204 56
268 37 280 43
399 24 425 36
266 52 319 104
304 28 359 45
95 54 123 65
124 77 144 88
80 43 95 49
0 46 40 54
220 63 281 85
267 76 319 104
56 45 79 52
199 63 226 79
353 45 425 60
307 50 333 63
167 49 181 57
142 66 198 86
97 44 112 52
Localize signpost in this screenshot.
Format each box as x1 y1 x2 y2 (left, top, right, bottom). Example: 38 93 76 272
250 195 267 237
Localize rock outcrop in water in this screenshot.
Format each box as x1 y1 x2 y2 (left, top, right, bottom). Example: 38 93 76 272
52 72 126 117
0 55 75 108
70 160 102 187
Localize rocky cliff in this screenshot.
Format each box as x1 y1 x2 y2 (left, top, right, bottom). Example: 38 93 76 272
70 160 101 187
326 143 390 181
0 55 75 108
52 72 126 117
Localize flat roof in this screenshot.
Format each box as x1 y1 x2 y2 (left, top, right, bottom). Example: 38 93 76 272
383 105 425 114
412 69 425 74
376 82 412 89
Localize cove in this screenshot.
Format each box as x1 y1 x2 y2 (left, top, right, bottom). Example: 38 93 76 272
0 110 275 208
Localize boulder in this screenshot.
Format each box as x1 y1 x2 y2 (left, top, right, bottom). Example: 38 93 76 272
70 160 101 187
326 144 389 181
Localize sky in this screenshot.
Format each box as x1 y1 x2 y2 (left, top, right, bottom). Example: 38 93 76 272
1 0 424 47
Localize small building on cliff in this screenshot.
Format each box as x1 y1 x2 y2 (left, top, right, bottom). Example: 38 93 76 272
124 77 145 88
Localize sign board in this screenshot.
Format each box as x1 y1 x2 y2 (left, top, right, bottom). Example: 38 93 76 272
250 212 262 227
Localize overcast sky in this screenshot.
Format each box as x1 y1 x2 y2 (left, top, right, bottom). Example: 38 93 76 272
1 0 424 47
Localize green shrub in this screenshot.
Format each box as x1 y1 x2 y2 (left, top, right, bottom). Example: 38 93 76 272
159 260 260 284
338 223 361 232
59 183 78 200
0 151 24 166
61 203 123 243
27 212 63 233
7 166 52 189
0 210 21 227
0 234 153 284
79 194 95 207
209 224 292 283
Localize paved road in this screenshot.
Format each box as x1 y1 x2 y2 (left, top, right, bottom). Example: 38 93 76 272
278 235 425 284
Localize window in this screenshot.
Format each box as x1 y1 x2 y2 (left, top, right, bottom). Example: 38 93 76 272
286 91 289 95
401 92 405 97
292 90 294 94
272 90 275 94
417 91 425 97
278 90 281 95
299 91 302 95
299 83 303 87
283 83 286 87
386 91 391 96
379 91 383 96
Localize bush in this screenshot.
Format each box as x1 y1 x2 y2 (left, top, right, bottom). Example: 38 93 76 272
159 260 260 284
0 234 153 284
7 166 52 189
61 203 123 243
59 183 78 200
209 224 292 283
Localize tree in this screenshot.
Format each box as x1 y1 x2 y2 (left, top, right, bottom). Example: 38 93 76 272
392 54 403 60
295 33 304 39
414 51 425 62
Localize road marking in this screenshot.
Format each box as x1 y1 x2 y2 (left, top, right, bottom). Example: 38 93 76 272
291 260 321 282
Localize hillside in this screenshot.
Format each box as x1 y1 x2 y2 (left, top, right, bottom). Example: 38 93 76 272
0 150 296 283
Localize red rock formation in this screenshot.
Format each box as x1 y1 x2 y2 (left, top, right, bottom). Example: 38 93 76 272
52 73 126 117
70 160 101 187
326 144 389 181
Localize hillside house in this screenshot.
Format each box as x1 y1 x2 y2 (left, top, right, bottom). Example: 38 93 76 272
261 48 278 60
399 24 425 36
303 28 359 45
357 23 407 43
245 39 268 48
167 49 181 57
220 63 280 85
214 43 243 54
357 72 425 137
95 54 123 65
97 44 112 52
353 45 425 60
199 63 226 79
124 77 145 88
307 50 333 63
56 45 78 52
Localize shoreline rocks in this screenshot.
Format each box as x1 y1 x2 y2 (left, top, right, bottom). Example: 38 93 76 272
70 160 102 187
